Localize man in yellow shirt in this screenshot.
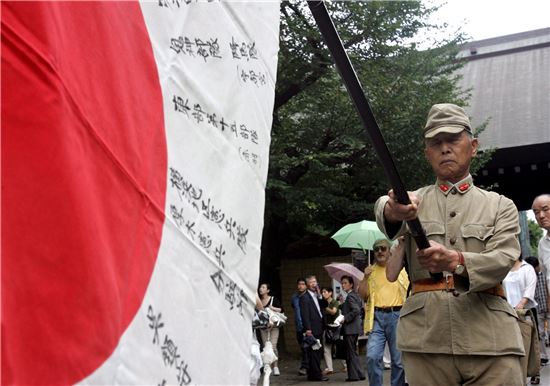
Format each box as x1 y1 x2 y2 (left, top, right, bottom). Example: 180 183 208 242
361 238 409 386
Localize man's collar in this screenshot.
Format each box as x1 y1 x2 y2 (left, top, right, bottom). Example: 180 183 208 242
436 174 473 196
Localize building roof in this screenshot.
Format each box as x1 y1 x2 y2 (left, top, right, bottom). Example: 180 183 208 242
457 27 550 150
457 28 550 210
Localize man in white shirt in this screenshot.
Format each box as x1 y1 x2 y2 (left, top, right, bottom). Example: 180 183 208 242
532 194 550 306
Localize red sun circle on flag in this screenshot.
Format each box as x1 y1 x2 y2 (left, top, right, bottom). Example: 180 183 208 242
2 2 167 384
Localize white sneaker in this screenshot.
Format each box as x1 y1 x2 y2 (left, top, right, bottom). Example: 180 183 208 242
273 366 280 376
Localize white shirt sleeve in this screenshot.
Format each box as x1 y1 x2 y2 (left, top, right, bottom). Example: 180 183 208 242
522 264 538 309
539 237 550 292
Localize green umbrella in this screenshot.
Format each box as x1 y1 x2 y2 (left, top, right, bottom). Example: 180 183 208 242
330 220 387 252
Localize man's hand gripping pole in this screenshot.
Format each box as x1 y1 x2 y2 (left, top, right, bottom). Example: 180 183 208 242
307 1 442 280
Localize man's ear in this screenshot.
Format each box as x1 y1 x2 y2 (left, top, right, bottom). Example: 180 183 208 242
471 138 479 156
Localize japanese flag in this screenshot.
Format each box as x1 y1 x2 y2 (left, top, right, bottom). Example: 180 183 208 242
1 1 279 384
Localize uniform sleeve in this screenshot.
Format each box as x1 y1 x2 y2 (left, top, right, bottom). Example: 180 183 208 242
374 195 407 240
375 188 427 241
463 196 521 292
398 268 410 300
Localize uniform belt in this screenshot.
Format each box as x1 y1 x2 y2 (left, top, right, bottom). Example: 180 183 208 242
374 306 402 313
411 275 505 298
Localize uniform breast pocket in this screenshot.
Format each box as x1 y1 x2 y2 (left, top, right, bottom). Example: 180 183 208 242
461 224 494 252
400 293 427 318
423 221 445 244
397 293 428 350
481 293 518 319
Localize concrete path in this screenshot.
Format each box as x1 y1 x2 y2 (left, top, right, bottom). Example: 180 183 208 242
267 355 550 386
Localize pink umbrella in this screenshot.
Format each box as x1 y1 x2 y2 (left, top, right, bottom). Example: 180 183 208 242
324 262 364 285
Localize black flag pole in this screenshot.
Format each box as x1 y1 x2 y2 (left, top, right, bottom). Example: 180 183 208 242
307 1 441 278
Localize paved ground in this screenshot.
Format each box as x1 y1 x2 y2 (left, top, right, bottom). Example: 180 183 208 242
266 354 550 386
268 353 385 386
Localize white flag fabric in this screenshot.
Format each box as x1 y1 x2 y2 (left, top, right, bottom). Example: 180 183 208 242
1 1 279 385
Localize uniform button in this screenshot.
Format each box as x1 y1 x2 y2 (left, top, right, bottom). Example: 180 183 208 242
450 237 457 245
451 188 458 195
450 211 456 217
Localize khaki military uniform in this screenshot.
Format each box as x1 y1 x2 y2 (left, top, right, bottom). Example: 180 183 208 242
375 175 525 385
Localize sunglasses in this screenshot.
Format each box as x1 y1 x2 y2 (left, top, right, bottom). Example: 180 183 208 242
373 246 388 252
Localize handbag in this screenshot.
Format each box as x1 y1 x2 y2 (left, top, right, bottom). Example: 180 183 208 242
334 336 346 360
265 307 287 327
325 324 342 343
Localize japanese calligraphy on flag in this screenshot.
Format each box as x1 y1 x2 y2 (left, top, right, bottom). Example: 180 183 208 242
1 1 280 384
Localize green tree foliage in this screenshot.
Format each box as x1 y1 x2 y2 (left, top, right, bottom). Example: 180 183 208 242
529 219 543 256
263 1 471 270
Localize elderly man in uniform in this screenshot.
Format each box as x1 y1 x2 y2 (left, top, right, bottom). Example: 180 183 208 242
375 103 524 385
532 194 550 300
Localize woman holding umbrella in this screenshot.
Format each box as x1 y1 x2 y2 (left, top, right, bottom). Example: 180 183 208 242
340 275 366 382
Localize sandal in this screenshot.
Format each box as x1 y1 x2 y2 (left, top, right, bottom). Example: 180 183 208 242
531 376 540 385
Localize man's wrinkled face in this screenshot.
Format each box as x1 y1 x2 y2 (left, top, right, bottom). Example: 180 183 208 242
424 131 478 183
533 195 550 231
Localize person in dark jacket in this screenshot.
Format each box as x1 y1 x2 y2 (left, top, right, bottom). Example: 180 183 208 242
340 275 366 382
291 277 308 375
299 275 329 382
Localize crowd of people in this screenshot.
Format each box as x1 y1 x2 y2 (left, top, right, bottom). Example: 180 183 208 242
286 273 367 382
254 193 550 386
279 237 410 385
255 103 550 386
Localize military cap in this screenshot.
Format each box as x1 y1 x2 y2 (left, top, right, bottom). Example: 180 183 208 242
424 103 472 138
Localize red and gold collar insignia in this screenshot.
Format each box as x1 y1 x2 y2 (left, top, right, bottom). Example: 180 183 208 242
458 183 470 192
439 184 449 192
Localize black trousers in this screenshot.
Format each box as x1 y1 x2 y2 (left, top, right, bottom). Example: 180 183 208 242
306 334 323 381
296 330 309 370
345 334 365 380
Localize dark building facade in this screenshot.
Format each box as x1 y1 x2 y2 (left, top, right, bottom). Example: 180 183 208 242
457 27 550 210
